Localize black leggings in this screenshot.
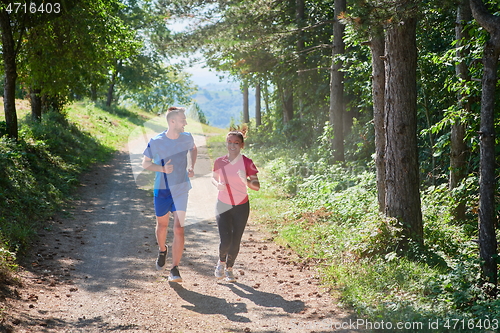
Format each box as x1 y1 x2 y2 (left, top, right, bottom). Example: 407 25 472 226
216 200 250 268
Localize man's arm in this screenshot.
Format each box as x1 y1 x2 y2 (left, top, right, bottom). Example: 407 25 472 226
188 144 198 177
142 155 173 174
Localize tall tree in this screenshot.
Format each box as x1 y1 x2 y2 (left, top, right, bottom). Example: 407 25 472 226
106 61 122 107
449 0 472 221
255 80 262 127
384 5 423 248
296 0 306 115
370 25 386 213
329 0 346 162
344 1 390 212
282 80 294 123
1 1 85 132
243 80 249 123
24 0 131 116
0 7 20 140
470 0 500 289
103 0 162 107
166 0 334 133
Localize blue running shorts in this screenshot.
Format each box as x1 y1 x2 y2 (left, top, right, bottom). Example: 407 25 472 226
154 192 189 217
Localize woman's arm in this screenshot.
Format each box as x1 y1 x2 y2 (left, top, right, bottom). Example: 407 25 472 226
247 174 260 191
212 171 226 191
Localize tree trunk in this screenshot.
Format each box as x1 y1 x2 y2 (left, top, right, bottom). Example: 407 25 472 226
450 0 471 221
370 26 386 213
255 81 261 127
263 80 270 115
329 0 346 162
30 88 42 121
470 0 500 289
106 60 123 108
0 9 19 140
384 16 423 248
106 71 117 108
296 0 306 117
90 84 98 102
283 86 293 123
243 82 249 123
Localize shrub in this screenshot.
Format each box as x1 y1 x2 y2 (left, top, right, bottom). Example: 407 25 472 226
0 108 117 256
246 125 499 326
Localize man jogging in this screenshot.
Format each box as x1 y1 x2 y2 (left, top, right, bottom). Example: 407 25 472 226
142 107 197 282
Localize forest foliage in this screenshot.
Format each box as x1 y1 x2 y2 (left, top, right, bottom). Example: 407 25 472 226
166 0 500 325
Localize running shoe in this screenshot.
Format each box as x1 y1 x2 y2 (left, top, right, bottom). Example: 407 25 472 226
156 248 168 271
225 268 236 282
169 266 183 282
215 261 225 279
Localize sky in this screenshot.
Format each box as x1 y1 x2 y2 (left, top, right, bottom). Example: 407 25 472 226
167 20 235 87
185 63 231 86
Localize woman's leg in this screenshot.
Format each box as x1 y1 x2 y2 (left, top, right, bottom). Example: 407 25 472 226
225 201 250 268
216 201 234 263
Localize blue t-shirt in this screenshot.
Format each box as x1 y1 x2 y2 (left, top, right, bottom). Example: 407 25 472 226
143 131 194 197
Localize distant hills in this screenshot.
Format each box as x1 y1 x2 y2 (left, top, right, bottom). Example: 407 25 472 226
191 83 255 129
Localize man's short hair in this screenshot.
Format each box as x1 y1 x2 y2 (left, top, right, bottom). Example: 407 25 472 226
166 107 186 122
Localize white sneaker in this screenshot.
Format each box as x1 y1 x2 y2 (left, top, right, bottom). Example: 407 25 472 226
225 268 236 282
215 261 225 279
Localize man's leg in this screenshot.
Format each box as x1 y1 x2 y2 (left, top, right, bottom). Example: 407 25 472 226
171 210 186 269
156 213 170 252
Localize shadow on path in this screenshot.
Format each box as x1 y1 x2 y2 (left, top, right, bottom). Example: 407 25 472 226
170 282 251 323
225 282 305 314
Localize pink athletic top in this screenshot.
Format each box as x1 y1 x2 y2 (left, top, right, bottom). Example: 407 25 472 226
213 154 259 205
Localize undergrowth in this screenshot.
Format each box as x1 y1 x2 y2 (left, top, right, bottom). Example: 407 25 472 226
247 134 499 332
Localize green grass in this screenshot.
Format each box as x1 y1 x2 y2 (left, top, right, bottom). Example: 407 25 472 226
65 101 151 150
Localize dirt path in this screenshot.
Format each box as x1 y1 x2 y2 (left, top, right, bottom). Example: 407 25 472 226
2 135 357 333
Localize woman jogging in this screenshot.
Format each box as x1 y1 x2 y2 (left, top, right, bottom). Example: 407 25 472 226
212 131 260 282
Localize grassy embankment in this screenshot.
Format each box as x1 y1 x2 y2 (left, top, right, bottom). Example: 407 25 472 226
0 100 224 283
